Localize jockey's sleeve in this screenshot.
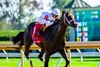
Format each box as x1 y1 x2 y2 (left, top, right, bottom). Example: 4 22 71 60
45 21 53 26
37 12 49 25
37 17 47 25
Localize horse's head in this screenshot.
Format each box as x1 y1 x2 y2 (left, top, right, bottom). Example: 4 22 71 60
61 11 77 28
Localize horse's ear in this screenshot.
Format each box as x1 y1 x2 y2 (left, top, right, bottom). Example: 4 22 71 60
62 11 65 15
62 11 65 13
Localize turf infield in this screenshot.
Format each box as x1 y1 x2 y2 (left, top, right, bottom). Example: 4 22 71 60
0 57 100 67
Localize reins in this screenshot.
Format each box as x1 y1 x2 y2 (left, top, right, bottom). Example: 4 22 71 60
63 12 74 25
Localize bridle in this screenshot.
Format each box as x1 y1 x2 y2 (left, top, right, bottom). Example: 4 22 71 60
63 12 74 25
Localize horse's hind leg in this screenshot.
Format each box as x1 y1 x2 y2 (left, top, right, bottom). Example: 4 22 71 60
25 43 30 59
59 49 69 67
24 43 33 67
24 32 33 67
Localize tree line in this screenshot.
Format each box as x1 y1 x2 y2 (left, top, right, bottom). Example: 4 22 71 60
0 0 71 30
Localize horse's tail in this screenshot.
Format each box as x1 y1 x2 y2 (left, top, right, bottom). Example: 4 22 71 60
12 31 24 47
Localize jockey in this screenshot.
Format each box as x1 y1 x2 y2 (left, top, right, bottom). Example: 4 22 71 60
37 8 60 35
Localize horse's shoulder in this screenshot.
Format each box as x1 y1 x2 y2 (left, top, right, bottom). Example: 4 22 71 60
47 22 58 29
45 19 60 31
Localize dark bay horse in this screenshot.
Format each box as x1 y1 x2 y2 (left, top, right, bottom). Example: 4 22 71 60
12 11 77 67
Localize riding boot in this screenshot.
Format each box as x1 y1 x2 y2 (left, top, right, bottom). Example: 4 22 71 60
37 27 43 36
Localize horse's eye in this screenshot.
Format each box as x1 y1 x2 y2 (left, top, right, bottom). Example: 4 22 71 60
68 16 72 20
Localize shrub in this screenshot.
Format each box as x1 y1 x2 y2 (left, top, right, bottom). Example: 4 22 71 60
0 30 23 41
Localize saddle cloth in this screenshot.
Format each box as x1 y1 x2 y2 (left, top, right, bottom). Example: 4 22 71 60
32 23 43 44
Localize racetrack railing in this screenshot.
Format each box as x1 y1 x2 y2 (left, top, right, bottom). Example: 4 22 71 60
0 41 100 67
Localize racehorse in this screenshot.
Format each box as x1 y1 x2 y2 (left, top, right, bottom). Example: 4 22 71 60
12 11 77 67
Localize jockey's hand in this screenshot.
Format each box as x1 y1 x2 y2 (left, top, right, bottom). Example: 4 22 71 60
54 19 59 23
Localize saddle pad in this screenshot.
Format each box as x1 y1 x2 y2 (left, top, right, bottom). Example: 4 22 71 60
32 23 43 44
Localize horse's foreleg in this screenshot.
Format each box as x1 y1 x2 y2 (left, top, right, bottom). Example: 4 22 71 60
38 49 45 62
44 52 50 67
59 49 69 67
37 43 45 62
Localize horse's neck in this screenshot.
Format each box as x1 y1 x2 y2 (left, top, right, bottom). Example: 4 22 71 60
59 25 68 38
57 19 68 40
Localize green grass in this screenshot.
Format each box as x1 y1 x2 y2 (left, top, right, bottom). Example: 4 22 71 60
0 41 12 44
0 57 100 67
0 30 23 37
0 30 23 41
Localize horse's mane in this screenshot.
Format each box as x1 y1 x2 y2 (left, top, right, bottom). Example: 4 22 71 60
44 19 60 32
